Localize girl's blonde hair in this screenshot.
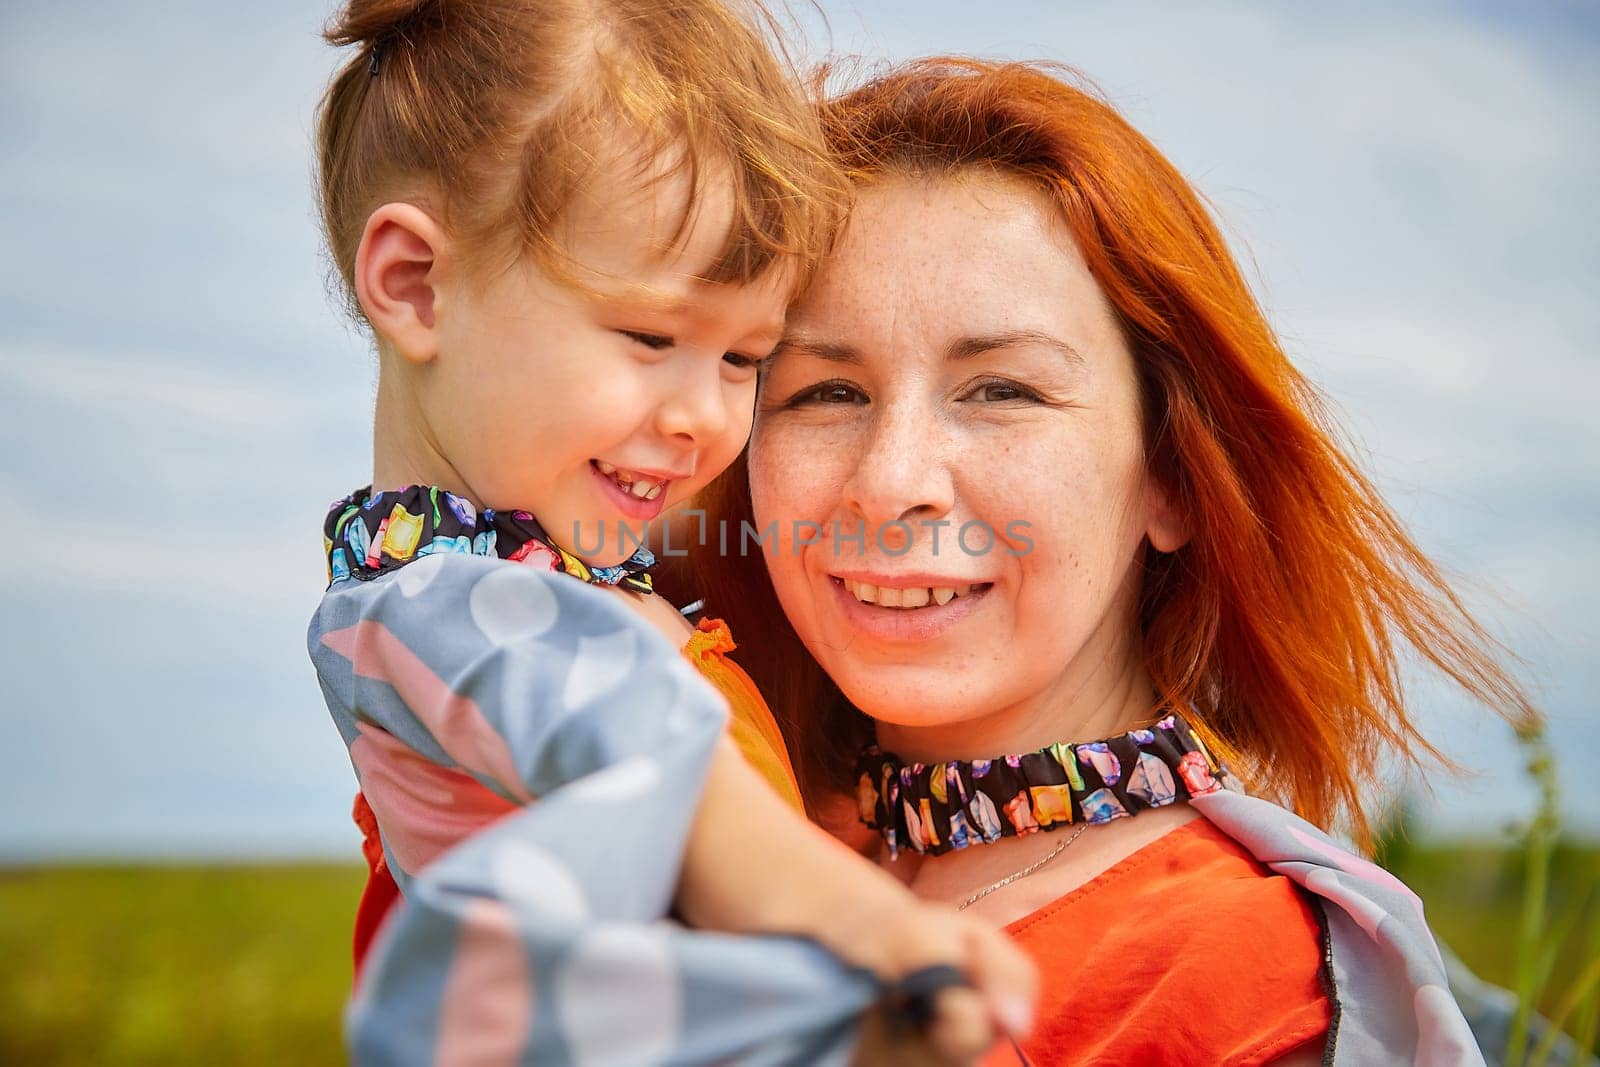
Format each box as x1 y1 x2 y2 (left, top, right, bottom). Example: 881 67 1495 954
316 0 845 315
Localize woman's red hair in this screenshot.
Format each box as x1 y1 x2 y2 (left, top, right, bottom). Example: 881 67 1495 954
674 57 1538 849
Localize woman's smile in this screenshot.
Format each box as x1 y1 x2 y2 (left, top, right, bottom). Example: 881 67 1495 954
825 571 996 642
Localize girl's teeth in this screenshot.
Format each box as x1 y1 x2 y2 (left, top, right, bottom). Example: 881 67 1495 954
600 461 666 500
877 586 903 608
900 587 930 608
856 581 878 604
932 587 956 606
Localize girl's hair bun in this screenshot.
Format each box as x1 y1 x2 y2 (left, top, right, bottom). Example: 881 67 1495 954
324 0 441 49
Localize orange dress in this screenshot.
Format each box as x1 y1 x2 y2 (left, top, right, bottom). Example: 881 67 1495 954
349 617 800 975
985 818 1331 1066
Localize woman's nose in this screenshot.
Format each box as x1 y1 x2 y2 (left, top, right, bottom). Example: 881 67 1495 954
839 402 955 534
655 361 731 445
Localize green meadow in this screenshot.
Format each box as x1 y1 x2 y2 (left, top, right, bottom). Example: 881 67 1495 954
0 864 364 1066
2 846 1596 1065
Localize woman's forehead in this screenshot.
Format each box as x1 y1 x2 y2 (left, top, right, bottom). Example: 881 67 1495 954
786 174 1117 359
849 171 1067 250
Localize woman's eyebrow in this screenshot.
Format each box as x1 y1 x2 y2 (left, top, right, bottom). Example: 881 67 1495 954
770 330 1085 366
947 329 1086 366
769 337 861 364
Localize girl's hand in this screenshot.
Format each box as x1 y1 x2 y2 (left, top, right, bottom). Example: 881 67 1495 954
848 904 1037 1065
674 745 1036 1061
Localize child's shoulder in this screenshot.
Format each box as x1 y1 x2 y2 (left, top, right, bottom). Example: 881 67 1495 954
318 550 519 615
313 551 669 655
619 584 697 645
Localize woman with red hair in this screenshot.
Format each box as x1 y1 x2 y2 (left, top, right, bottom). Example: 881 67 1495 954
683 57 1535 1065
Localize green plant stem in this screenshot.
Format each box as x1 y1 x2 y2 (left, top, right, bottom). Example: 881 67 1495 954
1508 726 1560 1067
1529 954 1600 1066
1569 872 1600 1059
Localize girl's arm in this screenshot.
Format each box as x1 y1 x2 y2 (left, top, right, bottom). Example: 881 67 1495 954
311 554 1032 1062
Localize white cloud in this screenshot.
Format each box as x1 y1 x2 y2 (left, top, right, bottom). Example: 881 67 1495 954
0 342 333 435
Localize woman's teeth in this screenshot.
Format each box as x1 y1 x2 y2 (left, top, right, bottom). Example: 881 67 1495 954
595 461 665 501
842 579 975 608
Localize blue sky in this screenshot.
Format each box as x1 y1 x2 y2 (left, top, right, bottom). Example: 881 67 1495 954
1 1 1595 859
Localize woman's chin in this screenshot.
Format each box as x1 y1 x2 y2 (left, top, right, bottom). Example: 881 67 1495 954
835 677 989 736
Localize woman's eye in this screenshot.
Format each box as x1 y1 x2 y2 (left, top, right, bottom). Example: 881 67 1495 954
790 381 867 405
964 379 1040 403
621 330 673 350
723 351 762 371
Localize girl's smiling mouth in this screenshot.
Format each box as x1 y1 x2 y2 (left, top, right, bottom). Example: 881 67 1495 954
593 459 668 501
590 459 692 521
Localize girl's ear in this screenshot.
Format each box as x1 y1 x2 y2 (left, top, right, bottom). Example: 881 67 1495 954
354 203 451 365
1144 476 1191 554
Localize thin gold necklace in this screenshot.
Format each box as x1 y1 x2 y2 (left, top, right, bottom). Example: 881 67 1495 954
955 824 1090 911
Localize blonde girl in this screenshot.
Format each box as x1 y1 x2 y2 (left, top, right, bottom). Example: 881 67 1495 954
307 1 1034 1062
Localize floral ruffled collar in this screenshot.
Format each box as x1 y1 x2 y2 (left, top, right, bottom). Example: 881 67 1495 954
323 485 656 595
857 712 1239 859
